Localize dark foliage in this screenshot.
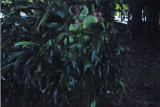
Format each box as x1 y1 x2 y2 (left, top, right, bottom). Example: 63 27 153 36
1 0 129 106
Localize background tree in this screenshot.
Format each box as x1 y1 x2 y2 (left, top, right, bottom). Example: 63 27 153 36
126 0 160 35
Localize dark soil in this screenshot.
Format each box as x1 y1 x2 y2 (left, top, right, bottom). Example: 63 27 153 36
113 35 160 107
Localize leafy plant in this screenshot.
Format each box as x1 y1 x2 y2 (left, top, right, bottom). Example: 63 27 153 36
1 0 129 106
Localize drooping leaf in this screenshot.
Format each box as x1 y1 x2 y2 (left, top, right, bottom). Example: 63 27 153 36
82 56 91 72
34 63 41 73
118 44 125 52
55 10 65 18
79 5 89 19
46 22 59 28
36 9 49 32
14 41 39 46
64 36 74 45
119 80 127 92
1 62 15 76
69 24 78 31
91 99 96 107
38 39 52 56
36 3 54 32
83 15 98 28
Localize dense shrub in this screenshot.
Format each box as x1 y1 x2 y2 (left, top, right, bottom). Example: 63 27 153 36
1 0 129 106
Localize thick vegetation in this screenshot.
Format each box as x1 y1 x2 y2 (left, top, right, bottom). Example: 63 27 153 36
1 0 129 106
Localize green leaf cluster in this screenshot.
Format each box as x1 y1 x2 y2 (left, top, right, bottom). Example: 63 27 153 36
1 0 129 106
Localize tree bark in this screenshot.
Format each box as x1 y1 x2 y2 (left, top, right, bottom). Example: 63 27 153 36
145 7 159 36
131 5 143 34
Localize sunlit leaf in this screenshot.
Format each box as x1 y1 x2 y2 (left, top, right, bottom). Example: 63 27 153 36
14 41 39 46
79 5 89 19
83 15 98 28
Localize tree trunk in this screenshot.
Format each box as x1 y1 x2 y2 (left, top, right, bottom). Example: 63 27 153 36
145 7 159 36
131 5 143 34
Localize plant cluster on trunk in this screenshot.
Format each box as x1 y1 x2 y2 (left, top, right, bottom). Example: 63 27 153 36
1 0 129 106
